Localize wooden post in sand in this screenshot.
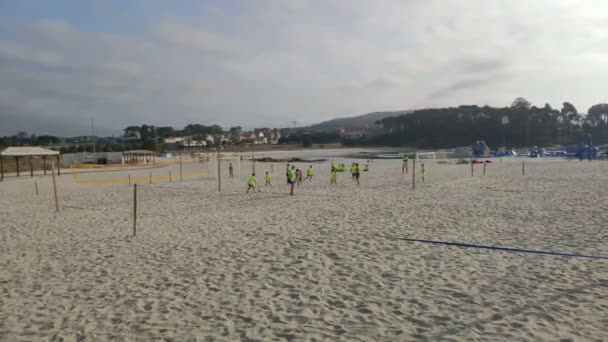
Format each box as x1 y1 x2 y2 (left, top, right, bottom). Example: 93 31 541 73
412 157 416 190
251 151 255 173
217 151 221 192
43 156 47 175
470 159 474 177
483 162 486 176
179 154 183 182
271 163 274 174
522 161 525 176
30 157 34 177
0 157 4 181
51 160 59 212
35 181 38 196
133 183 137 236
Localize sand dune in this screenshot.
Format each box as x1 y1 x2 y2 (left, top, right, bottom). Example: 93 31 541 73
1 156 607 341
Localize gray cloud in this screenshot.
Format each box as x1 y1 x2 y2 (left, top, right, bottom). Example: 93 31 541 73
2 0 608 136
428 77 496 99
457 57 506 74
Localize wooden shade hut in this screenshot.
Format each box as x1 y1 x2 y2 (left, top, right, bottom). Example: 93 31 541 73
123 150 156 164
0 147 61 180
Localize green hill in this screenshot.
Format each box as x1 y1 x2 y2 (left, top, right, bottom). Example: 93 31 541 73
304 110 413 132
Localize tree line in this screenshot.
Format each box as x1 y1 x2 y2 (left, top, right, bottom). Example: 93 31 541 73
3 98 607 151
360 98 608 149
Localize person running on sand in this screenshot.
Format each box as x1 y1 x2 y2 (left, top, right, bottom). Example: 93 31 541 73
265 171 272 186
354 163 360 185
402 154 409 174
285 164 290 184
288 165 296 195
350 163 356 181
330 167 338 185
228 163 234 179
246 173 260 193
305 165 313 181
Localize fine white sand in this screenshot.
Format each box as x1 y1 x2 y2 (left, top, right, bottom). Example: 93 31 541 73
1 156 607 341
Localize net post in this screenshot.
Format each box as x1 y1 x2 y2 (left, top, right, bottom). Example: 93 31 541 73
133 183 137 236
51 160 59 212
217 151 222 192
412 156 416 190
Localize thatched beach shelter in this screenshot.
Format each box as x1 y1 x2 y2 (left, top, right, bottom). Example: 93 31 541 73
0 146 61 180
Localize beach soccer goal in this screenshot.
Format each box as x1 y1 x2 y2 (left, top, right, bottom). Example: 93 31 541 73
416 152 437 160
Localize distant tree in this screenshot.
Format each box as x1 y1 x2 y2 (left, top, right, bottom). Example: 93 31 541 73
123 126 141 138
229 126 242 136
301 133 313 147
1 136 15 148
156 126 176 138
35 135 60 146
511 97 532 109
560 102 580 143
586 103 608 127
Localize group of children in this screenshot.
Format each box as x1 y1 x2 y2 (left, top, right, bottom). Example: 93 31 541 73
246 164 314 194
246 155 425 193
329 160 370 186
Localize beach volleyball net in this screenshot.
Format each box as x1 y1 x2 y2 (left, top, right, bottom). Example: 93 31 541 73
69 160 210 185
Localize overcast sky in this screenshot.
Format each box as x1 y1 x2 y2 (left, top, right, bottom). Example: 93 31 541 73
1 0 607 136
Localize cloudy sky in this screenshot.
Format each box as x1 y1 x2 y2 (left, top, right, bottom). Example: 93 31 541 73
1 0 607 136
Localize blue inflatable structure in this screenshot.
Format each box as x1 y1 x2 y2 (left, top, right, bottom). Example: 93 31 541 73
576 134 598 161
472 140 491 158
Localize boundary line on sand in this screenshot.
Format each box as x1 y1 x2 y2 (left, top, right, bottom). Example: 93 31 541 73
370 234 608 260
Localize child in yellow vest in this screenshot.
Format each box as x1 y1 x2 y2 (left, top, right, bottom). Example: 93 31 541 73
246 173 260 193
306 165 313 181
330 167 337 185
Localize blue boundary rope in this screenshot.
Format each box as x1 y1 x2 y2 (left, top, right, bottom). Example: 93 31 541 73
373 234 608 260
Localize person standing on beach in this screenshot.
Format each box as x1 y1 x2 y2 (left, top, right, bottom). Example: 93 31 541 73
354 163 360 185
330 167 337 185
288 165 296 195
402 154 409 174
305 165 313 181
265 171 272 186
350 163 356 181
286 164 290 184
228 163 234 179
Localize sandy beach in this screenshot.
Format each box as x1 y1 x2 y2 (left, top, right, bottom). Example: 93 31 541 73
1 155 607 341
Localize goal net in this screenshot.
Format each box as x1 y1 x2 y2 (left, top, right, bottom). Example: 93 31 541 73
416 151 450 160
416 152 436 160
435 151 449 160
